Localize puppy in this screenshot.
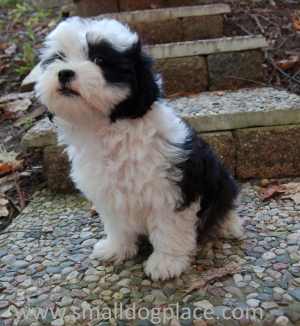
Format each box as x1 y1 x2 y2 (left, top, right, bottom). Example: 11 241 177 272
34 17 242 280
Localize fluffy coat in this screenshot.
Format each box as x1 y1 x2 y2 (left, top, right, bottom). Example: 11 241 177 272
34 17 243 280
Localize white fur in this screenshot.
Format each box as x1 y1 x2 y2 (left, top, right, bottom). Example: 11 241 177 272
35 17 241 280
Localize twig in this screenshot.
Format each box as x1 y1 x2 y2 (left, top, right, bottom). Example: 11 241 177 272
231 20 252 35
250 14 265 35
225 76 271 87
13 172 26 210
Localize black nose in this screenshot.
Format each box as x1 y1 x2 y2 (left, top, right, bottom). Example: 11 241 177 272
58 69 75 84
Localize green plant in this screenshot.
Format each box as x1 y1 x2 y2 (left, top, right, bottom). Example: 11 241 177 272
0 0 21 8
15 42 36 77
9 3 51 77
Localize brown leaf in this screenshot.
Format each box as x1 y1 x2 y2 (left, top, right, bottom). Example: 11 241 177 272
293 15 300 31
276 56 300 70
0 194 9 218
281 182 300 204
0 150 23 176
186 262 240 293
259 183 286 201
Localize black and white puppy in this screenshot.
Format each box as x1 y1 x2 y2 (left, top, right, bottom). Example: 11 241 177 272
33 17 242 280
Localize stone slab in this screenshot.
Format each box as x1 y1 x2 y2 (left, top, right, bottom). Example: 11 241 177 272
21 117 57 148
155 56 208 95
171 87 300 132
132 19 182 45
182 15 224 41
208 50 264 90
201 131 236 174
97 4 231 23
119 0 162 11
44 145 75 193
146 35 268 60
235 125 300 179
1 183 300 325
74 0 118 16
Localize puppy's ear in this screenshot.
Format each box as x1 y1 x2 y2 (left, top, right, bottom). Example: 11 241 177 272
132 41 161 110
110 41 161 122
21 63 42 91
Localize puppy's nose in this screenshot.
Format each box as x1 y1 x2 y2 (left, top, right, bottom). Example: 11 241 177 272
58 69 75 84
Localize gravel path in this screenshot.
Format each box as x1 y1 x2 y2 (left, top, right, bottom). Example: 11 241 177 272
0 183 300 326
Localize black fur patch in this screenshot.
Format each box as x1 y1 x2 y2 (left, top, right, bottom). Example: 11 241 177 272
174 127 239 237
88 40 160 122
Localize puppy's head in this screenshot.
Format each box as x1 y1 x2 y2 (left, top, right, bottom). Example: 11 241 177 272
34 17 160 123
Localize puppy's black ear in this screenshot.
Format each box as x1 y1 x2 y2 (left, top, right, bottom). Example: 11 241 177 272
110 41 161 122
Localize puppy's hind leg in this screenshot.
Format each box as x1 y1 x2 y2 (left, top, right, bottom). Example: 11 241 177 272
218 210 243 240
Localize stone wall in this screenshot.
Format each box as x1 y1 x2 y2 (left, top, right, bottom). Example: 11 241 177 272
74 0 208 16
154 49 264 96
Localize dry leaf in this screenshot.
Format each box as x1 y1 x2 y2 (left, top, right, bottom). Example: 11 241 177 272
0 149 23 176
186 262 240 293
259 183 286 201
290 193 300 205
293 15 300 31
0 194 9 218
281 182 300 204
276 56 300 70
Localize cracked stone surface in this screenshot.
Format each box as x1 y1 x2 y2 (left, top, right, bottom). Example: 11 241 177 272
0 183 300 325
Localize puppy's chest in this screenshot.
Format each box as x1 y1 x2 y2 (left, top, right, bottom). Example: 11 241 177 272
71 130 169 200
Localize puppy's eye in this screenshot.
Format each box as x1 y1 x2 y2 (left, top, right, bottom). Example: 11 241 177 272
93 57 103 65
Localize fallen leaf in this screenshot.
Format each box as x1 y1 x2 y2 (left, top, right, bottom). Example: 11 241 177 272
186 262 240 293
0 92 33 104
0 43 8 51
4 43 16 56
276 55 300 70
0 98 32 119
90 206 98 217
0 149 23 176
259 183 286 201
281 182 300 204
290 193 300 205
0 194 9 218
0 174 16 193
293 15 300 31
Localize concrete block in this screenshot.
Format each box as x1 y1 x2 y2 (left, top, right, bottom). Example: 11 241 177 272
21 118 57 148
146 35 267 60
132 20 182 45
201 131 236 174
43 146 74 193
208 50 264 90
236 125 300 179
74 0 118 16
119 0 162 11
182 15 223 40
171 87 300 132
155 56 208 96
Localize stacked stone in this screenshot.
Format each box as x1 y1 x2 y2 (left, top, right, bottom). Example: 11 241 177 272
73 0 267 95
21 88 300 192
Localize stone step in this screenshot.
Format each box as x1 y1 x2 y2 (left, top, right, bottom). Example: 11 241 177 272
96 4 231 44
149 35 267 95
22 87 300 191
75 0 221 16
21 35 267 94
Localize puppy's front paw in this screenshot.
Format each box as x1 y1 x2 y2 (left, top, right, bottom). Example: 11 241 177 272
90 239 137 263
144 251 190 281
